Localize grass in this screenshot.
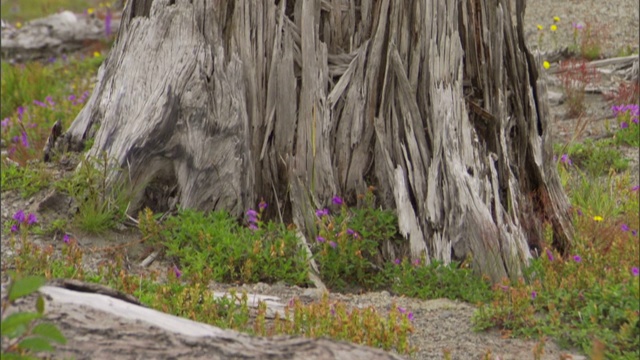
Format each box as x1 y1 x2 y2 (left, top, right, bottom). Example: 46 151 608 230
1 3 639 359
0 0 116 23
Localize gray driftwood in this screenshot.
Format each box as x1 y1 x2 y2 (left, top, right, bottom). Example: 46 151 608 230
3 282 403 360
1 11 119 62
54 0 574 282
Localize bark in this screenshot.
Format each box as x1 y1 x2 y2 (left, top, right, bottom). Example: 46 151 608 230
54 0 574 282
4 280 404 360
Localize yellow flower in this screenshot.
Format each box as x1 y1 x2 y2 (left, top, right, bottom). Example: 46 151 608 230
550 24 557 32
87 8 95 15
593 216 604 222
543 61 550 69
537 24 543 31
93 51 101 58
16 22 22 29
553 16 560 23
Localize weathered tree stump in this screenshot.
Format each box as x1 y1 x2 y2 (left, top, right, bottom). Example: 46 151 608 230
54 0 574 282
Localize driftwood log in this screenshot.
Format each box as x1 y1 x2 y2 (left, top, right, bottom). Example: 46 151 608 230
52 0 574 282
1 10 120 62
3 281 403 360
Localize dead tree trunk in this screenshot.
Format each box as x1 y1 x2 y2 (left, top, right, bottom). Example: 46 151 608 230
54 0 573 282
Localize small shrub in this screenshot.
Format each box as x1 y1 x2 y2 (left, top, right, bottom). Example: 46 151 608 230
558 59 599 118
1 275 67 357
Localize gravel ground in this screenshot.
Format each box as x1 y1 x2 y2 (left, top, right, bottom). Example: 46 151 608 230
1 1 638 359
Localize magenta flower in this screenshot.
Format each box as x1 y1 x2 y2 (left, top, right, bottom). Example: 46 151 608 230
248 223 258 231
546 248 554 262
621 224 630 232
632 267 639 277
105 10 112 37
560 154 572 165
394 258 401 265
13 210 26 223
413 258 420 266
33 99 46 107
315 208 329 217
397 307 406 314
573 255 582 263
316 236 325 243
407 312 414 321
1 118 9 128
632 230 638 236
332 195 343 206
173 265 182 278
17 106 24 120
20 132 29 148
26 213 37 225
68 94 77 102
620 122 629 129
346 228 355 236
246 209 258 217
63 234 71 244
329 241 337 248
258 200 268 211
531 291 537 300
10 224 19 233
632 185 639 192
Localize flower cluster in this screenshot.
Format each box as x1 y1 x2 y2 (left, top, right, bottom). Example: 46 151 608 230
10 210 38 233
246 200 268 230
612 104 640 126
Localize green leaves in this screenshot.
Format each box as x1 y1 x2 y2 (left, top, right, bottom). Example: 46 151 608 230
1 312 42 338
1 275 66 357
8 276 45 302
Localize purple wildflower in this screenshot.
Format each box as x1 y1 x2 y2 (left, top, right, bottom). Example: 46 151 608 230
413 258 420 266
573 255 582 263
11 135 19 143
17 106 24 120
316 236 325 243
13 210 26 223
1 118 9 128
632 185 639 192
10 224 19 233
258 200 268 211
407 312 414 321
173 265 182 278
47 57 56 63
572 22 584 30
330 306 336 316
315 208 329 217
45 96 55 107
531 291 537 300
576 208 583 216
546 248 554 262
26 213 37 225
68 94 77 102
332 195 343 206
20 132 29 148
621 224 630 232
632 267 639 277
346 228 355 236
632 230 638 236
620 122 629 129
394 258 401 265
397 307 406 314
560 154 572 165
105 10 112 37
33 99 47 107
248 223 258 231
329 241 337 248
63 234 71 244
246 209 258 218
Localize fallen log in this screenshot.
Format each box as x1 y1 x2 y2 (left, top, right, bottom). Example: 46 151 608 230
1 10 121 62
5 280 404 360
